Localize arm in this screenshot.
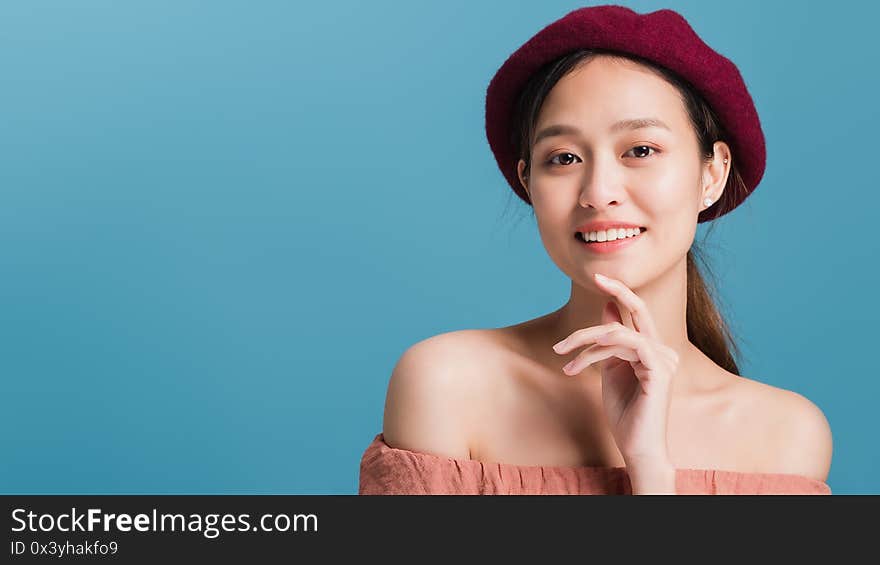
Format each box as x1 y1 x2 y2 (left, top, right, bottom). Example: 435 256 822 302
552 273 681 496
626 458 677 495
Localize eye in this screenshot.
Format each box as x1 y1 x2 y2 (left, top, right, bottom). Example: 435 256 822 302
547 152 581 167
625 145 659 159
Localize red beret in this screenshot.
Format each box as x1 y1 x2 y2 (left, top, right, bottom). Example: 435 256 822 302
484 4 766 223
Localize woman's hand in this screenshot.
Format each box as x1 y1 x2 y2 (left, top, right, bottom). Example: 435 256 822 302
552 272 680 470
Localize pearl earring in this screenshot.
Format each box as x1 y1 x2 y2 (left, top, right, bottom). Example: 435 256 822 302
703 197 713 206
723 158 728 164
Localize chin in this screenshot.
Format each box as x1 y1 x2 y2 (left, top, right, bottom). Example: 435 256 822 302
592 268 645 290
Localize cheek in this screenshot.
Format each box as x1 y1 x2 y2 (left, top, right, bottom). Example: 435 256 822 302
534 211 569 249
632 169 700 220
631 175 700 252
531 191 571 232
532 206 576 264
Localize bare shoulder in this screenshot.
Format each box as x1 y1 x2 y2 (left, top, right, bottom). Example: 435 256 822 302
735 376 833 482
381 329 499 461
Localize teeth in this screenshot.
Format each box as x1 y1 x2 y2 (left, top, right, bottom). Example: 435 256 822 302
581 227 642 243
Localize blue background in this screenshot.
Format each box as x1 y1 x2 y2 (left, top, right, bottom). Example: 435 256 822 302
1 0 876 494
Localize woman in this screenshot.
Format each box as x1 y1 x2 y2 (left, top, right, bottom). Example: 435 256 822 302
359 5 832 494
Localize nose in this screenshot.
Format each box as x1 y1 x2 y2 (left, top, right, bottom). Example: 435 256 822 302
578 154 627 211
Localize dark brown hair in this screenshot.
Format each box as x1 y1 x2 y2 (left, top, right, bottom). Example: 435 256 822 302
510 48 743 374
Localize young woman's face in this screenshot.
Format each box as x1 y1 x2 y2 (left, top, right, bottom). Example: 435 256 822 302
517 56 724 288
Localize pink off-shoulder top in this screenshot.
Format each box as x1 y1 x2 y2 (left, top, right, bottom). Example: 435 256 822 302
359 433 831 495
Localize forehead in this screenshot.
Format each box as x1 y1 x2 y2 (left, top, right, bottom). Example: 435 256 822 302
536 56 689 135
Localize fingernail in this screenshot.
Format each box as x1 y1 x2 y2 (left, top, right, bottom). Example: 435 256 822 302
562 360 575 373
594 273 607 281
552 340 566 352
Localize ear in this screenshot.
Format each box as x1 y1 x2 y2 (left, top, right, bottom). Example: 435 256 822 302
701 141 731 210
517 159 531 200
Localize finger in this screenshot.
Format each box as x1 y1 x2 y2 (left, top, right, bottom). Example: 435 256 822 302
595 276 634 332
593 273 660 339
597 331 678 392
563 343 639 375
595 327 666 372
552 321 625 354
657 344 679 366
601 298 633 333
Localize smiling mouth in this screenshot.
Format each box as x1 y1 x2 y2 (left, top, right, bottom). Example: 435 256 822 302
574 227 647 243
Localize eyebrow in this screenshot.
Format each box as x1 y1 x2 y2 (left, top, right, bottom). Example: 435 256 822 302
533 118 671 145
